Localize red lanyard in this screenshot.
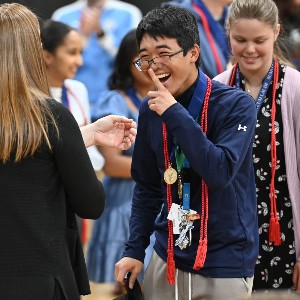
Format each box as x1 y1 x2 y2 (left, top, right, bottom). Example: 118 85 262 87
192 3 224 74
163 77 212 284
269 61 280 246
229 61 281 245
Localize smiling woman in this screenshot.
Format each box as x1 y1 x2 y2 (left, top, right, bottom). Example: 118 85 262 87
40 20 105 247
214 0 300 293
41 19 104 172
42 20 83 84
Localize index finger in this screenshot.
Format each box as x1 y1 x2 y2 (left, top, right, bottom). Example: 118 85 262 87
115 265 127 286
148 68 166 91
110 115 134 124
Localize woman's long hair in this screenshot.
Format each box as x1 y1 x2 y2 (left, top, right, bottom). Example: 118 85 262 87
0 3 57 163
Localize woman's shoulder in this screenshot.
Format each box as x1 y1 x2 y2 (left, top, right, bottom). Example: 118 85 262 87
64 79 88 99
46 98 78 126
47 98 69 113
65 79 87 90
213 68 233 84
284 65 300 79
98 89 125 102
93 90 129 119
283 65 300 93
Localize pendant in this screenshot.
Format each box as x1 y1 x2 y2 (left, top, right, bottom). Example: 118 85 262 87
164 167 178 184
175 214 194 250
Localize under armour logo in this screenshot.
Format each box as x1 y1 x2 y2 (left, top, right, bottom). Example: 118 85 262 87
238 124 247 131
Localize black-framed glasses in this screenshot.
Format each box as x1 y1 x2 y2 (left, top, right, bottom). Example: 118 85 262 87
133 49 184 72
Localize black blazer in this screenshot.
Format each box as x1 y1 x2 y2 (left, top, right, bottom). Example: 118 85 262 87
0 100 105 300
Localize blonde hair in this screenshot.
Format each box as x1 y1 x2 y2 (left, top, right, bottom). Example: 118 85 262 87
0 3 57 163
226 0 292 66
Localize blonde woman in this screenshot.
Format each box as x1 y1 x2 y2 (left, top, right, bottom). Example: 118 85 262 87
214 0 300 292
0 3 134 299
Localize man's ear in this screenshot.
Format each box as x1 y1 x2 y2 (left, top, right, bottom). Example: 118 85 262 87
43 50 53 66
189 44 200 63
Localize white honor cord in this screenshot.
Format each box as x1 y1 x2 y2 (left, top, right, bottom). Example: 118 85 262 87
175 269 179 300
174 269 192 300
189 272 191 300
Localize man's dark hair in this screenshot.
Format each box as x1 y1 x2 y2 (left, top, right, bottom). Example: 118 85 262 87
136 5 200 66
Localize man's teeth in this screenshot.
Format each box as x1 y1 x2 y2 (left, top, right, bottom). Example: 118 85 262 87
157 73 170 79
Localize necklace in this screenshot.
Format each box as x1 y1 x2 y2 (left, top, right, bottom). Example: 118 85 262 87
242 79 252 94
245 85 251 94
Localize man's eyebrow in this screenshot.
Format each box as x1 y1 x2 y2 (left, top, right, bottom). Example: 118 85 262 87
139 45 172 54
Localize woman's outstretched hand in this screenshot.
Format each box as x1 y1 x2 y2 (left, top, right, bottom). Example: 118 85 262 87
81 115 137 150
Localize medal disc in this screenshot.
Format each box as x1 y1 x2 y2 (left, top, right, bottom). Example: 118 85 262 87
164 167 177 184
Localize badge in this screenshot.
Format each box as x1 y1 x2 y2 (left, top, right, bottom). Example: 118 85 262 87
174 209 199 250
164 167 177 184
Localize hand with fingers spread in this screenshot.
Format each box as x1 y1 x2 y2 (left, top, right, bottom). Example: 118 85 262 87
147 69 177 116
115 257 144 289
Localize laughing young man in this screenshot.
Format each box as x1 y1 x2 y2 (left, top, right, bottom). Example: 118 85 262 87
115 5 258 300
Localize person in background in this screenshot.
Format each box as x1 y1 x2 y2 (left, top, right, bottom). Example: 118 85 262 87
87 29 154 295
41 19 104 173
163 0 232 78
115 5 258 300
214 0 300 293
274 0 300 70
41 19 106 245
52 0 142 119
274 0 300 32
0 3 105 299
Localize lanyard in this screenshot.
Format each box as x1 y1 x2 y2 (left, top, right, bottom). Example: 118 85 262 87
171 70 207 177
174 71 208 210
126 88 141 110
170 70 208 160
192 0 226 73
61 84 69 108
61 84 88 126
234 61 274 113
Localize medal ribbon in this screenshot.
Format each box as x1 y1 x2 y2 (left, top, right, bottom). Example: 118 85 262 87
163 72 212 284
229 61 281 245
175 148 185 174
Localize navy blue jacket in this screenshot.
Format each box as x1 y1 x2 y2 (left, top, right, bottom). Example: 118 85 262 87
124 72 259 278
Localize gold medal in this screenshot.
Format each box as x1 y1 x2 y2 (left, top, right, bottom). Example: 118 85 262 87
164 167 177 184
